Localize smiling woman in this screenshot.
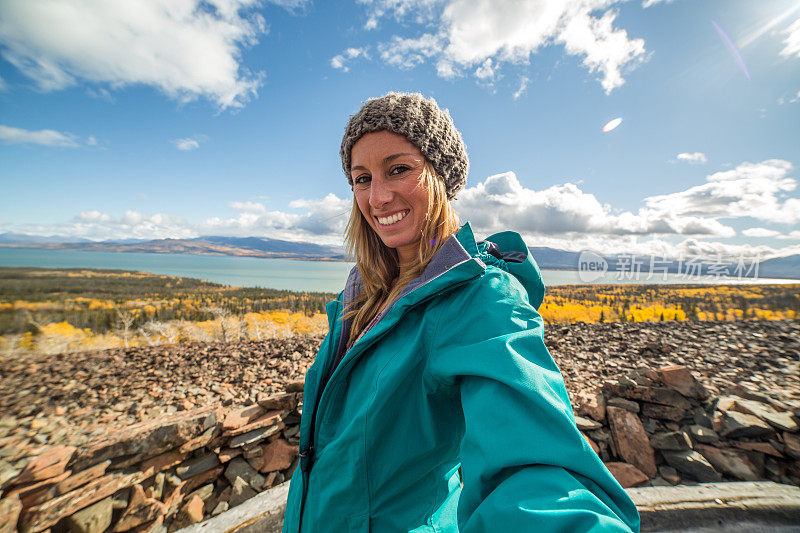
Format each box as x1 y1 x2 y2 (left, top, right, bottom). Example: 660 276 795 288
280 92 640 533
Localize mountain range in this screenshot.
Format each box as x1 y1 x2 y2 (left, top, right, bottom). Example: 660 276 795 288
1 233 798 279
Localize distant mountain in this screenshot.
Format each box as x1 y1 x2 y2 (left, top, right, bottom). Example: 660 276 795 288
758 254 800 279
1 233 797 278
0 232 91 244
200 236 343 257
0 234 347 261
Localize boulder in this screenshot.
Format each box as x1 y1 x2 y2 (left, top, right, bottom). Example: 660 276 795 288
661 450 722 483
604 463 649 488
607 406 657 478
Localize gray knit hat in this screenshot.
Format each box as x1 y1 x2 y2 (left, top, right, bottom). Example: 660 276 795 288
340 92 469 200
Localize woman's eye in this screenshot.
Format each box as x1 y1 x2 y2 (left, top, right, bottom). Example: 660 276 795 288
354 174 370 185
390 165 410 175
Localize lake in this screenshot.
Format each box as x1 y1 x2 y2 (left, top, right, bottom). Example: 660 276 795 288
0 248 796 293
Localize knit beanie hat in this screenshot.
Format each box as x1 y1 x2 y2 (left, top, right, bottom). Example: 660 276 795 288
340 92 469 200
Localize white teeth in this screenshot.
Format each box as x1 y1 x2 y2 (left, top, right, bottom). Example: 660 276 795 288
377 210 408 226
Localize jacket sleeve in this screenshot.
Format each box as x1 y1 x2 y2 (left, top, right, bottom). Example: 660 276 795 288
426 269 640 532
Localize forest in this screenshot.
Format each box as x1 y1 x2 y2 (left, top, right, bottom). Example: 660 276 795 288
1 267 797 355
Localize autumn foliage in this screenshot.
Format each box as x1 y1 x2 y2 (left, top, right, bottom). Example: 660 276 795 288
1 267 798 355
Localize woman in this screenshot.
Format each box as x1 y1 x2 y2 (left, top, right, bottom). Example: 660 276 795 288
282 92 640 532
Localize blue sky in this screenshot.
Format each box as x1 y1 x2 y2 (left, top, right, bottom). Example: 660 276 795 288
1 0 799 261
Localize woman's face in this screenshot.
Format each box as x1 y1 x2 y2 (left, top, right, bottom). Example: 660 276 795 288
350 130 429 266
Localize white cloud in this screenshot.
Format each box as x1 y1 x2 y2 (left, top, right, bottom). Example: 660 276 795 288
171 137 201 151
229 201 267 213
641 0 675 8
474 58 497 81
777 90 800 105
644 159 800 224
742 228 780 238
364 0 647 93
781 18 800 58
378 33 444 70
0 124 88 147
675 152 707 164
512 76 529 99
0 0 268 109
331 47 369 72
452 171 735 240
11 192 352 244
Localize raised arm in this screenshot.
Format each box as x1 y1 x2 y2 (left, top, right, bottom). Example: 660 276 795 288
426 269 640 532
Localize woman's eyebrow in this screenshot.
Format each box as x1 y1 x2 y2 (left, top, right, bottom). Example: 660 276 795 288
351 153 419 173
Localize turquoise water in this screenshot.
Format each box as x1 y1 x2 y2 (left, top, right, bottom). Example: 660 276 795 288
0 248 796 292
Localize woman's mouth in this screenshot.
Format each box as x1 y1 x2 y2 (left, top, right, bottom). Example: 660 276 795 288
376 210 410 227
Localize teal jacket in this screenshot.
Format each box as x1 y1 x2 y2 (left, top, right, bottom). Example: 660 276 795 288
282 222 640 532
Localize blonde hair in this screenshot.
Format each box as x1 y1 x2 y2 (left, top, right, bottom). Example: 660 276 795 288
342 161 460 347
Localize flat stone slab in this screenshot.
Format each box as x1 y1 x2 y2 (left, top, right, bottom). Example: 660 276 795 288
176 481 290 533
627 481 800 532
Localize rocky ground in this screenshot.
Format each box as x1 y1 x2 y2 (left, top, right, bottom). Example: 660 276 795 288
1 320 798 456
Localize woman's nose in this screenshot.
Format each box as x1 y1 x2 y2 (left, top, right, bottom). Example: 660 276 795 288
369 176 393 208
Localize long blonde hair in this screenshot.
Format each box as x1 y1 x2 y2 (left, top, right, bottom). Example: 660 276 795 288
342 161 460 347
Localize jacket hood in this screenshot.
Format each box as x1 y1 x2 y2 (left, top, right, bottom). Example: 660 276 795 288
341 221 545 314
458 221 546 309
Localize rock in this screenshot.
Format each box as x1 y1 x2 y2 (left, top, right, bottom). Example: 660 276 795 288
186 483 214 504
658 465 680 485
606 406 656 478
149 473 166 501
650 431 693 451
139 451 186 477
256 439 296 474
222 404 265 432
223 410 283 438
716 410 774 439
285 380 304 393
686 424 719 445
575 390 606 422
730 397 777 419
229 424 284 448
602 383 692 410
257 393 298 411
783 431 800 460
69 407 219 472
211 501 228 516
0 460 21 491
574 416 603 431
228 477 257 508
691 407 714 428
762 411 799 432
171 495 204 529
661 450 722 483
224 458 266 491
695 444 761 481
64 496 113 533
656 365 708 400
218 448 242 463
113 484 166 532
176 454 220 481
640 403 687 422
604 462 649 488
731 440 783 458
55 461 110 497
580 432 600 454
21 469 150 533
606 397 640 413
178 427 217 454
0 493 22 533
14 445 76 485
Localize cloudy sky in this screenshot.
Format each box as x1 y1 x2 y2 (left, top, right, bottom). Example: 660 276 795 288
1 0 799 260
